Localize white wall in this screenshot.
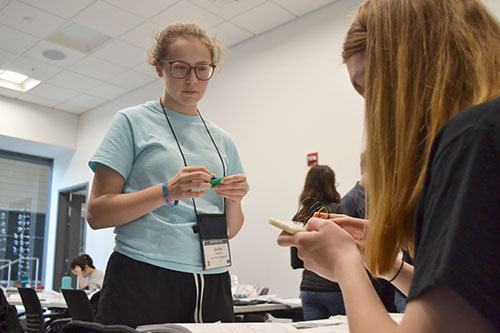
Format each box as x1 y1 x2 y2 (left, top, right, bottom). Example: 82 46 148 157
0 97 78 151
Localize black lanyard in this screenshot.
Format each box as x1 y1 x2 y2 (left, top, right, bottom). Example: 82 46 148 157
159 99 226 216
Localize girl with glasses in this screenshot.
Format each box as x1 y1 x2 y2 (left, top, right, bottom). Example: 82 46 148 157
278 0 500 331
87 23 248 328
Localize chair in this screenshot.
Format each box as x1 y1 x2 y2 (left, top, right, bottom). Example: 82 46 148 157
61 289 95 322
61 320 138 333
89 290 101 313
17 287 69 332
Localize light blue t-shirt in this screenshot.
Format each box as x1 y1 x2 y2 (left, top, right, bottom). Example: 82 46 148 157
89 101 245 274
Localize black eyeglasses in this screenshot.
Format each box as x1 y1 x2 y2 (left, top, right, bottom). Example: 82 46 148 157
160 60 215 80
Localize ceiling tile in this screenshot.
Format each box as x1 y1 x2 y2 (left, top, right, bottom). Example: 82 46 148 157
72 1 144 38
47 70 101 93
86 82 128 100
18 93 60 108
273 0 337 16
151 0 224 29
92 40 146 69
0 24 39 55
5 56 62 81
190 0 267 19
17 0 94 19
0 86 23 98
0 1 65 38
210 21 253 47
27 82 77 102
103 0 178 19
134 62 158 78
231 2 296 35
0 0 10 10
120 21 163 51
107 70 155 90
69 56 126 81
64 93 106 110
0 48 16 68
54 102 87 114
23 40 87 69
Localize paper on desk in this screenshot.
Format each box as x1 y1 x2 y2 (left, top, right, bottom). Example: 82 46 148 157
292 316 345 329
137 322 299 332
266 297 302 308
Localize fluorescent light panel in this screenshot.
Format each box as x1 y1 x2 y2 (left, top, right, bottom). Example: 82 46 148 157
0 70 28 84
0 69 41 92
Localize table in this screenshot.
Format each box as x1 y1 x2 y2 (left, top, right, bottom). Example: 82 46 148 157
6 290 67 308
234 301 303 322
7 291 304 322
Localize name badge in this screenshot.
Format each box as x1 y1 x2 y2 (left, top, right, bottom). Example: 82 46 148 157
202 238 231 269
196 213 232 270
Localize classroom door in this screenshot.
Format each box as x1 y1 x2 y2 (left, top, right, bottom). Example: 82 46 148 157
52 185 87 290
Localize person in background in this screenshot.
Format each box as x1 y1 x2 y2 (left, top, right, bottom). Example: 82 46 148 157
341 152 367 219
278 0 500 331
290 165 347 320
70 254 104 294
87 23 248 328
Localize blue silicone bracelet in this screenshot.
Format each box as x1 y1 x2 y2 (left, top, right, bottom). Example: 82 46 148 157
162 180 178 207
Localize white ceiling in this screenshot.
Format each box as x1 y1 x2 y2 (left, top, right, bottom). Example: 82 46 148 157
0 0 338 114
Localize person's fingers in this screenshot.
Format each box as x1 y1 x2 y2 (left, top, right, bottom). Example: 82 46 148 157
332 218 365 240
184 181 212 191
304 217 328 231
328 213 346 219
187 190 207 198
277 231 296 246
182 166 213 175
313 211 330 219
213 187 247 196
183 171 213 182
220 174 246 184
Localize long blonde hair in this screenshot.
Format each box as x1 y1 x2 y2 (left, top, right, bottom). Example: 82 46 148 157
343 0 500 275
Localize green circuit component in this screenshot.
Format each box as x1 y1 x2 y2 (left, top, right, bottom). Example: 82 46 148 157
210 177 224 188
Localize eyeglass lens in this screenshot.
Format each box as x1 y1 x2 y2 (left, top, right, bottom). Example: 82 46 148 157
170 61 214 80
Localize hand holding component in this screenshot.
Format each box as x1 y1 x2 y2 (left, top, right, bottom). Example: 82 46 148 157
212 174 249 203
277 217 360 282
167 166 214 201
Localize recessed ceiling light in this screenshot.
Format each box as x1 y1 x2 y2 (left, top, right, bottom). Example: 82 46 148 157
46 22 111 53
0 69 41 92
42 49 66 61
0 70 28 84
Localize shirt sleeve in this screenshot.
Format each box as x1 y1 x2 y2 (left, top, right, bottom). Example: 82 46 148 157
88 112 135 180
224 138 244 176
409 125 500 329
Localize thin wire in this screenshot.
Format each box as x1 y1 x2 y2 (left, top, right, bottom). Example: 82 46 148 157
316 206 329 216
294 197 330 224
305 201 327 218
159 99 226 215
294 197 317 219
198 110 226 178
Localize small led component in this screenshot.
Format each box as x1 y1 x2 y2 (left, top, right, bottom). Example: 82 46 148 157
210 177 224 188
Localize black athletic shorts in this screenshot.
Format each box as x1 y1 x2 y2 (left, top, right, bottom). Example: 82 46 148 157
95 252 234 328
